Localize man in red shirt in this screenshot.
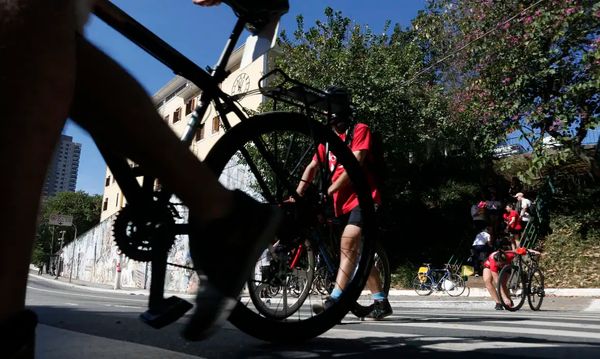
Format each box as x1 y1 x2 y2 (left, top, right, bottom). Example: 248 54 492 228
295 87 391 320
503 204 522 249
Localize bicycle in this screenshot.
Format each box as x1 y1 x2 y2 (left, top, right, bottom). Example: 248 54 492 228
413 263 466 297
236 70 393 320
496 248 545 311
93 0 378 343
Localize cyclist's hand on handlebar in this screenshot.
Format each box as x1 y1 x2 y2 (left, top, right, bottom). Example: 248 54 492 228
193 0 221 6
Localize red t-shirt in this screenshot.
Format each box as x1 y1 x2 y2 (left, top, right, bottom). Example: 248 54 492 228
315 123 381 216
483 251 516 273
503 210 522 231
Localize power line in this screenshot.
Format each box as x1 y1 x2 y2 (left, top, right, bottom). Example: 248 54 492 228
402 0 547 87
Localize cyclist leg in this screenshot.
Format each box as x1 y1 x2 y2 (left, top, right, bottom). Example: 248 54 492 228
483 267 503 309
68 36 282 341
0 0 76 355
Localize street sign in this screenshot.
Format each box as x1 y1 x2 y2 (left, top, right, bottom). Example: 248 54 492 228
49 213 73 227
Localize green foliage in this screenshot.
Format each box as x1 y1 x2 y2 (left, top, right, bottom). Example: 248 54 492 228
413 0 600 182
32 191 102 265
390 261 418 289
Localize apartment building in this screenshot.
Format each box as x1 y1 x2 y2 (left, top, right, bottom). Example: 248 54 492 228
43 135 82 197
100 43 273 220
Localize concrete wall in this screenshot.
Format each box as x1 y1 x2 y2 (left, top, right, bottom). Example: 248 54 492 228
58 214 199 294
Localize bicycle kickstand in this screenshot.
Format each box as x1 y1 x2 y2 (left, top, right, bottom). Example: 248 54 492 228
140 238 193 329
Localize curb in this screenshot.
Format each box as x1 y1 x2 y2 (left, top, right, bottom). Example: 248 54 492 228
389 287 600 297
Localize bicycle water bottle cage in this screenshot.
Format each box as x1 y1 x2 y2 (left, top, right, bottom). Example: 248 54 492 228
222 0 289 34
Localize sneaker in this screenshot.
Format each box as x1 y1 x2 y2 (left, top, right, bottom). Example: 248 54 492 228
365 299 393 320
1 310 37 358
182 190 282 341
312 296 336 315
495 303 504 310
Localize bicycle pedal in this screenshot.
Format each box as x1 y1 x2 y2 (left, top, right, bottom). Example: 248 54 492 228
140 296 193 329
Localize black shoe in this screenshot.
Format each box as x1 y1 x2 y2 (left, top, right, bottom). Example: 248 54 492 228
495 303 504 310
365 299 393 320
182 190 282 341
312 297 336 315
1 310 37 358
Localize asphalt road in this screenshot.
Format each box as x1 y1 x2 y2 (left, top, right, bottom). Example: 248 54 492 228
26 275 600 358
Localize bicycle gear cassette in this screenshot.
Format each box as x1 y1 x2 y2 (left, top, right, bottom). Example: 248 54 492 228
112 203 176 262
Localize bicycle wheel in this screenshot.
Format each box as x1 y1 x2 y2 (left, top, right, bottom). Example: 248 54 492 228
497 265 526 311
247 240 315 320
413 275 433 296
351 243 391 318
203 112 377 342
444 273 466 297
527 268 545 311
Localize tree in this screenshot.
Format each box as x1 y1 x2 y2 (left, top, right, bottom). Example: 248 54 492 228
412 0 600 182
32 191 102 266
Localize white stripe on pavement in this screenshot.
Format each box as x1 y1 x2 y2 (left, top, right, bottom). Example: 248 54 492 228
484 319 600 331
371 321 600 340
585 299 600 312
27 286 147 303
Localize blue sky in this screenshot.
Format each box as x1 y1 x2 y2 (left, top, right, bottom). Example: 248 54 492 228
66 0 426 195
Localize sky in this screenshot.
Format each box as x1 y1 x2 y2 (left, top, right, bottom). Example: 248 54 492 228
65 0 427 195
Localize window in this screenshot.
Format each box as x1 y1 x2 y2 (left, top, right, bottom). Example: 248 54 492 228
185 98 196 115
103 198 108 211
173 108 181 123
195 124 205 141
115 193 119 207
212 115 220 134
105 176 111 187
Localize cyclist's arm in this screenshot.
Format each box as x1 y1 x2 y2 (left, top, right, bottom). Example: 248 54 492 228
296 159 319 196
327 149 367 196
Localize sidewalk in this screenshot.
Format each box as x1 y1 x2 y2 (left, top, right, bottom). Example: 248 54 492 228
30 265 600 299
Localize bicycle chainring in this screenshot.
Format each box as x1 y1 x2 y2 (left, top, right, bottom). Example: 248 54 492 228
113 202 176 262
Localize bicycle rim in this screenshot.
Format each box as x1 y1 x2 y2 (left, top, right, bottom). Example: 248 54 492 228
497 265 525 311
247 240 315 319
413 275 433 296
527 268 545 311
203 112 377 342
445 273 466 297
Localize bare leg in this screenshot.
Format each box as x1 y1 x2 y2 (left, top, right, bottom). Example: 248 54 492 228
0 0 76 322
334 224 361 291
483 268 501 304
69 37 233 222
366 266 384 294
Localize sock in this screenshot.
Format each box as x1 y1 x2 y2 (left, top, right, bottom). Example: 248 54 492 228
330 288 342 300
372 291 386 301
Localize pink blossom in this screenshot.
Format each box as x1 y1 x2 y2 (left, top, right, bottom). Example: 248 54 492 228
535 10 542 17
595 10 600 19
502 77 512 85
565 7 577 15
500 22 511 30
523 16 533 24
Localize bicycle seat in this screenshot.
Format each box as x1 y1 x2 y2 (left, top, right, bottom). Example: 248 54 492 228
222 0 289 33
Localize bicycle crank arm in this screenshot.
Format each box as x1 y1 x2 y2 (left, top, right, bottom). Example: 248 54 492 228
140 296 193 329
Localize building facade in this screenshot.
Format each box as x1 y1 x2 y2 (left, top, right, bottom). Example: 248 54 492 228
100 43 272 220
43 135 82 197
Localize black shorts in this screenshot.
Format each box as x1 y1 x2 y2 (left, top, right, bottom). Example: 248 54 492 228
338 206 363 227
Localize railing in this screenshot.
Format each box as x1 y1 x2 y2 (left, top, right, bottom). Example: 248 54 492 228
519 177 554 249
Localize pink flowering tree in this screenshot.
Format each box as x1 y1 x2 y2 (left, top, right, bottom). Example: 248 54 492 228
413 0 600 181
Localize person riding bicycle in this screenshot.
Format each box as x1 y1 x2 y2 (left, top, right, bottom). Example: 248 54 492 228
1 0 282 356
294 86 392 320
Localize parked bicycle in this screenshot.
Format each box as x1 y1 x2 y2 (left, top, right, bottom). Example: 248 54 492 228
496 247 545 311
413 263 466 297
94 0 379 343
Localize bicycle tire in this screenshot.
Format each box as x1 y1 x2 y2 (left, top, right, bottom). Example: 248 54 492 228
247 239 315 319
497 265 526 311
444 273 466 297
351 243 391 317
527 268 545 311
203 112 377 342
413 275 433 296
